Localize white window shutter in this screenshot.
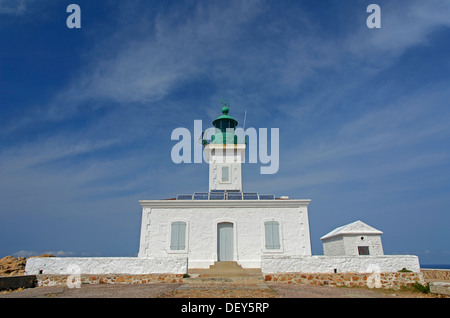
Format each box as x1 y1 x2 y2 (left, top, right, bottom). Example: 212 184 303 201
170 221 186 250
265 221 280 249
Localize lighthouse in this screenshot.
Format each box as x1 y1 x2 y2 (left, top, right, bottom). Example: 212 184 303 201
135 104 313 268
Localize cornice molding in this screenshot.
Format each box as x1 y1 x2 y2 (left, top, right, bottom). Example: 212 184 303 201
139 199 311 209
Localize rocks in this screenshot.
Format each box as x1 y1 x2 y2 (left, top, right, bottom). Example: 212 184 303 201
0 256 27 277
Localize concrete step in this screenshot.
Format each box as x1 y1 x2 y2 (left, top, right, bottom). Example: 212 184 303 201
202 262 262 277
183 276 265 284
187 262 264 283
430 282 450 296
209 261 243 270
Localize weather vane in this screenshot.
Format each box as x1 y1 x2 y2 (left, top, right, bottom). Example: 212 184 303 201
220 98 231 108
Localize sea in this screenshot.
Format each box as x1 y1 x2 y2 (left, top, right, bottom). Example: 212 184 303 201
420 264 450 269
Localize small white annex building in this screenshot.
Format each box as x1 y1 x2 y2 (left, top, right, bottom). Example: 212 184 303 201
137 106 312 269
320 220 384 256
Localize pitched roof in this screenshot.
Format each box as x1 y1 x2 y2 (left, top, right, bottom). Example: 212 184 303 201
320 220 383 240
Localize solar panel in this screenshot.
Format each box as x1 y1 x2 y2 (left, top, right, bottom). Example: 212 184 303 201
193 192 209 200
177 194 193 200
227 192 242 200
209 193 225 200
259 194 275 200
243 192 259 200
177 192 273 200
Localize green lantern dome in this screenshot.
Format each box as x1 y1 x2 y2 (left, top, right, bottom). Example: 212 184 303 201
204 105 240 145
212 106 238 129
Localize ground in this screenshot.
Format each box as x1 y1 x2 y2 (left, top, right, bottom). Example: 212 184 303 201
0 281 445 298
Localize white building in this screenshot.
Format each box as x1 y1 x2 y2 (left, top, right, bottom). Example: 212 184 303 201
320 220 384 256
137 106 313 269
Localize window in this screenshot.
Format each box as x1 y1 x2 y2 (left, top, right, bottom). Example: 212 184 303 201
170 221 186 250
358 246 370 255
265 221 281 249
222 166 229 182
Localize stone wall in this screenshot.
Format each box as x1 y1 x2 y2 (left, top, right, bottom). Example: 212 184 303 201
264 272 425 289
36 274 183 287
261 255 421 273
25 257 188 275
421 269 450 281
0 275 36 291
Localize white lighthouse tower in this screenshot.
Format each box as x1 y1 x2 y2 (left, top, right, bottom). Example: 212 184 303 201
203 105 245 193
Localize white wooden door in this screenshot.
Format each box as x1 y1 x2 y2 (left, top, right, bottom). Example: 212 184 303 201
217 222 233 261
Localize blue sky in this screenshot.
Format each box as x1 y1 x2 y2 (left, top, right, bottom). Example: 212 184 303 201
1 0 449 264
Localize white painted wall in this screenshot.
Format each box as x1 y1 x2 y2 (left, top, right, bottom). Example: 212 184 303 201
323 234 384 256
344 234 384 255
322 236 345 256
261 255 421 273
25 257 188 275
205 144 245 192
138 200 312 268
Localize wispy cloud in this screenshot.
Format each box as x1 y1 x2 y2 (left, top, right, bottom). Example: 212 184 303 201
0 0 27 15
12 1 450 129
369 1 450 53
44 1 265 119
13 250 76 258
245 80 450 197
